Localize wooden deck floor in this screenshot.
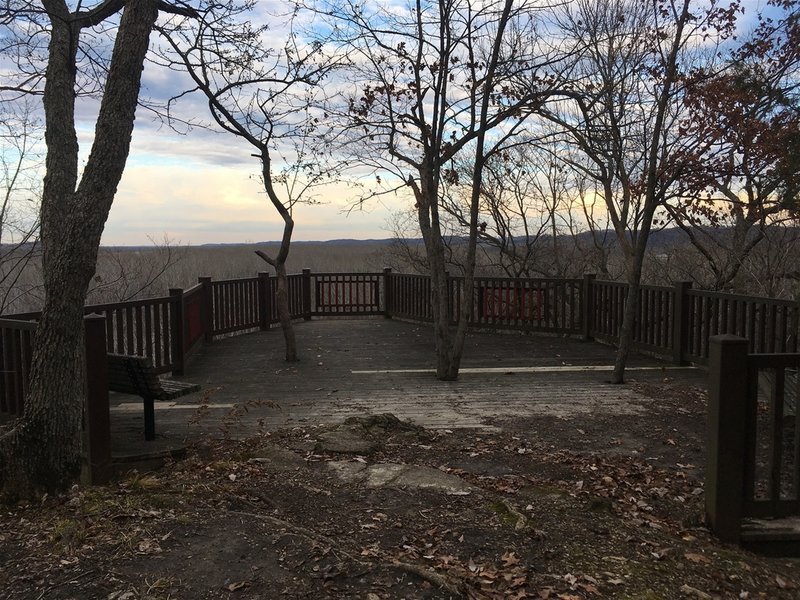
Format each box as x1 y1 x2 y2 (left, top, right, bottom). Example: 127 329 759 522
109 318 706 458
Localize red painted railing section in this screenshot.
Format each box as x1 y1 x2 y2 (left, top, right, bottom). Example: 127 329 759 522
183 283 206 354
472 277 581 332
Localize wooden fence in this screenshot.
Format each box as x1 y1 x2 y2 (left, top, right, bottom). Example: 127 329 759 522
706 336 800 552
2 269 800 498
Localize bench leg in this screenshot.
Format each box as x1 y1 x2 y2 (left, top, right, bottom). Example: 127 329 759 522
144 395 155 441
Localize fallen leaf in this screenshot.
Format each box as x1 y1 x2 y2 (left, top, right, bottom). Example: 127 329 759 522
679 584 711 599
684 552 711 564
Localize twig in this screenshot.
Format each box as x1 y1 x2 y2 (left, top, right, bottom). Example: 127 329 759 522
390 560 467 597
226 509 469 596
500 499 528 530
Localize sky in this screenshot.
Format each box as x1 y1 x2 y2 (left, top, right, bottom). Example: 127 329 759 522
1 0 783 247
104 72 406 246
76 0 414 247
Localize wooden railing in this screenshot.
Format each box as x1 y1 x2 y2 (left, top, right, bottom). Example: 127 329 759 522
0 318 36 417
707 336 800 547
2 270 798 406
2 269 800 493
312 272 383 316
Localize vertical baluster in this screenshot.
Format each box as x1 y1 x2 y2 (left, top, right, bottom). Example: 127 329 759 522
161 299 171 367
153 303 163 367
145 303 154 361
105 309 114 353
135 304 144 356
125 305 134 354
768 368 785 508
114 309 124 354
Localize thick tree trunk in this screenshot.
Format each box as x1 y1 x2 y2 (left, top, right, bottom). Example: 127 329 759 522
0 0 159 499
274 263 298 362
426 234 455 380
416 178 457 380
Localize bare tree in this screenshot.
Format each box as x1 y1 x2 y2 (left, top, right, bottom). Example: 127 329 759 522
87 235 184 304
309 0 558 379
0 0 245 499
539 0 733 383
439 140 612 279
157 5 336 362
0 98 42 313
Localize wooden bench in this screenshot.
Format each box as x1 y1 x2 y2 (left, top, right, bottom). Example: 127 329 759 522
107 353 200 441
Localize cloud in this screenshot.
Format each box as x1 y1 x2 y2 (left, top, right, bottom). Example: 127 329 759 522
105 162 407 245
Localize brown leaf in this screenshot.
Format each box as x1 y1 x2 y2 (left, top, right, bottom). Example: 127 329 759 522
684 552 711 564
501 551 521 567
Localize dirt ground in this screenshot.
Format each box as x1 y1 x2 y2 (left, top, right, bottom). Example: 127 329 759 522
1 379 798 600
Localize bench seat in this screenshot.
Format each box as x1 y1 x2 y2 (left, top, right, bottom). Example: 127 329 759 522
107 353 200 440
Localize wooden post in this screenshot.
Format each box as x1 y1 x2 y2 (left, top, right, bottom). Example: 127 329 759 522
581 273 596 341
198 277 213 343
169 288 185 376
672 281 692 365
383 267 393 318
302 268 312 321
706 334 748 543
84 314 111 485
258 272 271 330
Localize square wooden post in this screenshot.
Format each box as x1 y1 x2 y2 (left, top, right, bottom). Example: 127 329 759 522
302 268 312 320
672 281 692 365
84 314 111 484
258 272 271 330
706 334 749 543
169 288 185 376
581 273 596 341
198 277 213 342
383 267 393 318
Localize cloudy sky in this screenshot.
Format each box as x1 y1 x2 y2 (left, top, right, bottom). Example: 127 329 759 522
103 60 404 246
3 0 779 247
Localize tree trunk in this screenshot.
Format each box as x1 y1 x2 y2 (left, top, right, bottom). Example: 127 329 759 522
611 248 645 384
0 0 159 499
274 263 298 362
429 236 455 380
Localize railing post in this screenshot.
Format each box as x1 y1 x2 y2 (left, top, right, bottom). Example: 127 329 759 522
198 277 213 343
581 273 596 341
672 281 692 365
302 268 312 320
706 334 748 544
169 288 185 376
383 267 393 318
258 272 271 330
83 313 111 485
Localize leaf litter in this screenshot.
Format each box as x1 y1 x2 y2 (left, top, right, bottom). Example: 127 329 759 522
0 381 798 599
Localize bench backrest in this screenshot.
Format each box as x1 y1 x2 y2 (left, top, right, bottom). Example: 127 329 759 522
107 353 163 399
